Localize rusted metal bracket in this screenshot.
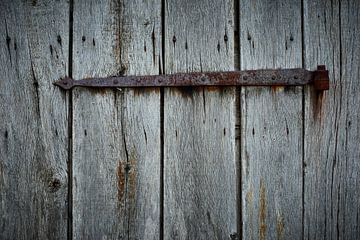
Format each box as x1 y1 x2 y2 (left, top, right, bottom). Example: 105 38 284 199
54 65 329 91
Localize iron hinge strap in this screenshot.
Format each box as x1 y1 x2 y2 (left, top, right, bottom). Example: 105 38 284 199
54 65 329 91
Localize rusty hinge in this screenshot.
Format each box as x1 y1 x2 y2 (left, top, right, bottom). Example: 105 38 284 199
54 65 329 91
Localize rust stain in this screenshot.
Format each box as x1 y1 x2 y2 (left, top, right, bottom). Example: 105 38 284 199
313 90 325 121
87 87 110 96
205 86 220 92
204 85 229 94
133 87 160 96
117 150 138 205
259 179 267 240
175 86 196 98
283 86 297 93
82 74 94 79
271 86 284 93
246 187 254 240
276 215 285 240
174 86 230 98
127 155 137 201
117 161 126 203
110 0 122 63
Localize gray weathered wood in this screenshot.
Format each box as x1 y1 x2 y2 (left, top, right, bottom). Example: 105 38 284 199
304 0 360 239
163 0 237 239
72 0 161 238
303 0 340 239
0 0 69 239
239 0 303 239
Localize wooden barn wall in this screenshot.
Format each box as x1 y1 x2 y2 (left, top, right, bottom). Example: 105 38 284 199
0 0 359 239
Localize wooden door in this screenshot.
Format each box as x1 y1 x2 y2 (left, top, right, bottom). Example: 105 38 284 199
1 0 359 239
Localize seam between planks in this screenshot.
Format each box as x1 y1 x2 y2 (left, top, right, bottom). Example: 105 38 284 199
160 0 166 239
301 0 305 239
67 0 74 239
338 1 343 238
234 0 242 239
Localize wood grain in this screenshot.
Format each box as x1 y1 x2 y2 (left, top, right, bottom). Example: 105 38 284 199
303 0 340 239
163 0 237 239
239 0 303 239
339 2 360 238
304 0 360 239
0 0 69 238
72 0 161 238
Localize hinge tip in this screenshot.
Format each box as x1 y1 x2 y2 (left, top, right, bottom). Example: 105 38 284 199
53 77 73 90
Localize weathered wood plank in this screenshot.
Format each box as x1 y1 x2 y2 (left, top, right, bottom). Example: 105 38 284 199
304 0 360 239
164 0 237 239
239 1 303 239
303 0 340 239
0 0 69 239
72 0 161 238
339 3 360 238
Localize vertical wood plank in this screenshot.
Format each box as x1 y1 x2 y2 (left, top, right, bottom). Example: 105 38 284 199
72 0 161 238
164 0 237 239
304 0 360 238
0 0 69 238
239 1 303 239
303 0 340 239
340 2 360 238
